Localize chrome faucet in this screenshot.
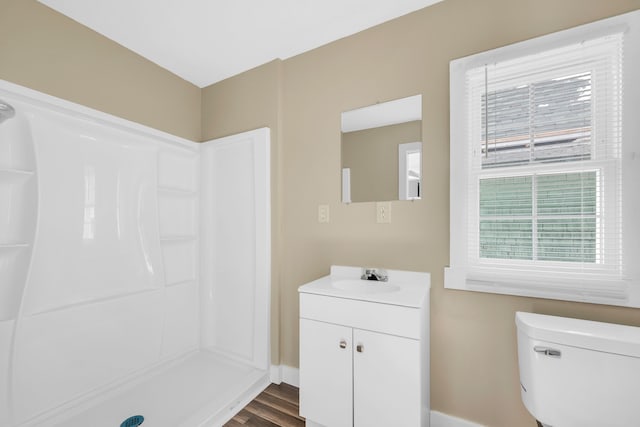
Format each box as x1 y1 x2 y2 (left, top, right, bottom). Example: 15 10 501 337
361 268 388 282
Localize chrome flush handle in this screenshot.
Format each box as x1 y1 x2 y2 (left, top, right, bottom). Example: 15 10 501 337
533 346 561 358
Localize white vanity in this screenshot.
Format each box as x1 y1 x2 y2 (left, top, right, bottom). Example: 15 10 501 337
298 266 430 427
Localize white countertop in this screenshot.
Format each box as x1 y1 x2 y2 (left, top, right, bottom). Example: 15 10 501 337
298 265 430 308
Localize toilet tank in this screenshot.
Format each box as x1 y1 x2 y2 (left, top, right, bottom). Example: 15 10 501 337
516 312 640 427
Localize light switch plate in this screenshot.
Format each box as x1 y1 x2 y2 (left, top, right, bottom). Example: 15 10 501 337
318 204 330 223
376 202 391 223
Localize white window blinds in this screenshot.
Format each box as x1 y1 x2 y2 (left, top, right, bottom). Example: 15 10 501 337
466 34 623 285
447 10 640 307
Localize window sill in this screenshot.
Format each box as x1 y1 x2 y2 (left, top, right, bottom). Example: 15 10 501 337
444 267 639 308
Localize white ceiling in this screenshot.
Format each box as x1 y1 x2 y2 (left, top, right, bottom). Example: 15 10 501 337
38 0 443 88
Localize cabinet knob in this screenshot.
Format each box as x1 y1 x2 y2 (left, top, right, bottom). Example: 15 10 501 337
339 340 347 349
356 344 364 353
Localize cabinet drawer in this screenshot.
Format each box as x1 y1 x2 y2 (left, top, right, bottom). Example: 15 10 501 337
300 293 421 339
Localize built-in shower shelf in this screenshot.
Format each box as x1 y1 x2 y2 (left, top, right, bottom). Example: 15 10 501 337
0 168 35 177
158 186 196 196
160 235 197 242
0 243 30 250
166 279 196 288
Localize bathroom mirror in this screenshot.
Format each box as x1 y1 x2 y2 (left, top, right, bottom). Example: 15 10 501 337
341 94 422 203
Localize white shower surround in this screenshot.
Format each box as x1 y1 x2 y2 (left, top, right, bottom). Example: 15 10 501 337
0 80 271 426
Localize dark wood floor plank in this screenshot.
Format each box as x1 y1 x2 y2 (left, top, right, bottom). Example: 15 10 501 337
244 400 305 427
223 384 304 427
263 383 299 406
254 392 303 420
242 415 281 427
231 409 252 424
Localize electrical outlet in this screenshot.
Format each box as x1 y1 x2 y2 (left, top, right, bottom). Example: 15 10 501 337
376 202 391 223
318 204 330 223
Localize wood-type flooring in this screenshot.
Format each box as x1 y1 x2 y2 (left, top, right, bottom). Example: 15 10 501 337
224 383 305 427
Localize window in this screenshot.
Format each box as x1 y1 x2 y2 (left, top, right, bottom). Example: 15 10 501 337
446 10 640 307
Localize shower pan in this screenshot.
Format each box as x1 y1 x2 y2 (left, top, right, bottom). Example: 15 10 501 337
0 80 271 427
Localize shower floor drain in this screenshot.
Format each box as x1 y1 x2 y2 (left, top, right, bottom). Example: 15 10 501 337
121 415 144 427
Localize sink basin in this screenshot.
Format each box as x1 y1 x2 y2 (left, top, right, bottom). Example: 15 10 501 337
299 266 430 308
332 279 400 294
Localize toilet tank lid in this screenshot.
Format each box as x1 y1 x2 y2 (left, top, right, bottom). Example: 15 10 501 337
516 312 640 358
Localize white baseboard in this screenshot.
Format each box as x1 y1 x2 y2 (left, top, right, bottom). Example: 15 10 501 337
430 410 485 427
270 366 483 427
269 365 281 384
269 364 300 387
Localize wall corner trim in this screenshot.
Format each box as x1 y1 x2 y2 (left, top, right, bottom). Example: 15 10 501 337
269 365 300 387
430 410 485 427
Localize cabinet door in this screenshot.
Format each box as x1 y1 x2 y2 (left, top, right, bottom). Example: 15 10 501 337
353 329 421 427
299 318 353 427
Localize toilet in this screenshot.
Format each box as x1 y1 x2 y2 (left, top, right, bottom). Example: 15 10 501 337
515 312 640 427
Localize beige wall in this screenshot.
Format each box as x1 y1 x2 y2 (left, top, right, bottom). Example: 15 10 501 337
342 120 421 202
4 0 640 426
203 0 640 426
0 0 201 140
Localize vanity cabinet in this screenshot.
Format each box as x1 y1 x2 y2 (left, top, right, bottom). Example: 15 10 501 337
300 318 421 427
299 319 353 427
353 327 421 427
298 267 430 427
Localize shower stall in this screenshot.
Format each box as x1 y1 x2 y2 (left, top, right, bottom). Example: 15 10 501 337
0 80 271 427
